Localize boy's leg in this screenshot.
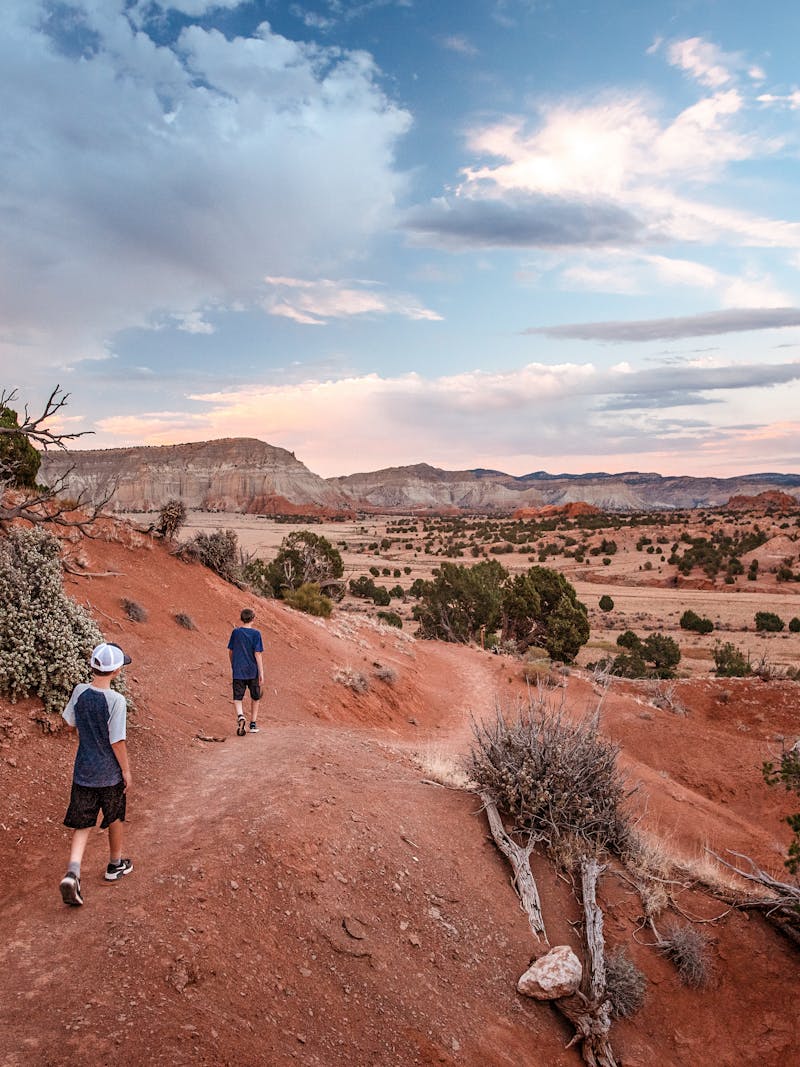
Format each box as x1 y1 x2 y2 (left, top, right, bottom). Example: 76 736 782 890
68 827 92 868
108 818 124 864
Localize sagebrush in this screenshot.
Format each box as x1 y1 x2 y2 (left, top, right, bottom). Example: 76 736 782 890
0 527 102 712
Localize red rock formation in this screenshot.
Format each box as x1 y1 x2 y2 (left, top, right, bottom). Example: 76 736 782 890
724 490 799 512
511 502 602 520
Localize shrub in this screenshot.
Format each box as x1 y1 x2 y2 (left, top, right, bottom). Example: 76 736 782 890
470 701 629 858
263 531 344 600
121 598 148 623
414 559 507 644
333 666 369 693
789 617 800 633
500 566 589 662
659 922 711 988
0 527 102 711
377 610 403 628
179 528 240 583
755 611 785 632
599 595 614 612
372 585 391 606
713 641 751 677
0 405 41 488
241 557 275 598
155 499 186 540
174 612 197 630
605 947 647 1018
373 664 397 683
680 609 713 634
282 582 332 618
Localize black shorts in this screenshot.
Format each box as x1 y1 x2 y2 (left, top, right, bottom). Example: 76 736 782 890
64 781 126 830
232 677 261 701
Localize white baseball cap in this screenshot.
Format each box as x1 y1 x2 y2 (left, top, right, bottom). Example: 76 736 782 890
90 643 132 672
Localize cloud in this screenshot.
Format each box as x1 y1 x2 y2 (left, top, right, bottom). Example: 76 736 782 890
93 358 800 476
665 37 763 89
758 91 800 110
0 2 411 370
440 35 478 57
262 277 442 325
528 308 800 342
407 67 800 253
404 194 644 249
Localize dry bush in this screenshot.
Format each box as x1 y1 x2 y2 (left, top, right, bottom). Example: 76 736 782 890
619 831 673 918
522 661 561 688
469 696 630 858
121 598 148 623
174 612 197 631
333 665 370 694
659 921 711 988
412 745 473 790
373 663 397 685
605 946 647 1018
647 679 686 715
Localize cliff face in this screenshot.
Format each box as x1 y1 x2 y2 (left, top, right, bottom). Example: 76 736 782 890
330 466 800 512
40 439 800 514
41 438 348 513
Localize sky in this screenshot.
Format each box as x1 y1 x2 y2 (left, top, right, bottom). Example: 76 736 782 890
2 0 800 478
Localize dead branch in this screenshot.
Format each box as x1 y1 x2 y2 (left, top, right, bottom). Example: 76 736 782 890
480 791 548 942
0 385 90 450
705 848 800 948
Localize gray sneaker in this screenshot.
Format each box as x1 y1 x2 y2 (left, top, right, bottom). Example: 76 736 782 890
249 721 259 733
60 871 84 906
236 715 246 736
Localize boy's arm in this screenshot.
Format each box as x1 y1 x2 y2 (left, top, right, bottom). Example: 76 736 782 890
111 739 132 793
255 650 264 682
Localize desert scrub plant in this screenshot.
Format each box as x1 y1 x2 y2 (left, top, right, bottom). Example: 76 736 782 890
282 582 332 618
713 641 751 677
755 610 785 632
174 612 197 630
178 529 241 584
658 921 711 988
333 665 369 693
372 663 397 684
376 610 403 628
604 946 647 1018
0 526 102 712
154 499 186 540
470 698 630 859
121 598 148 623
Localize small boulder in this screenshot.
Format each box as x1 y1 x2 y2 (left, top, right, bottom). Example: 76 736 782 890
517 945 582 1000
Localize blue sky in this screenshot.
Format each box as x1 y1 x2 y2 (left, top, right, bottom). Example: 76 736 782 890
3 0 800 477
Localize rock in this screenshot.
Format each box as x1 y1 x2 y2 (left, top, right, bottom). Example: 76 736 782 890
517 946 582 1000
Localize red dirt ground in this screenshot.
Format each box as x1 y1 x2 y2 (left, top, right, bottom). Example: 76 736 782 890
1 525 799 1066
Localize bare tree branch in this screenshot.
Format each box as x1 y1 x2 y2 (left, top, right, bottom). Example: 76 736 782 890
0 385 92 450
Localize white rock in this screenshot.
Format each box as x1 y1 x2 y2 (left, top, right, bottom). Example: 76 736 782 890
517 945 582 1000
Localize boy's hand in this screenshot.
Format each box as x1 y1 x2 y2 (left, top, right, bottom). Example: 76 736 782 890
123 771 132 793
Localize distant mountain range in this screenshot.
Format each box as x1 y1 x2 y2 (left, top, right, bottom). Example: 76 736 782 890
41 437 800 514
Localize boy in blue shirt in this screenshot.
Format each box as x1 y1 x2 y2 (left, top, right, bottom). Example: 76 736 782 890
228 608 264 735
59 642 133 906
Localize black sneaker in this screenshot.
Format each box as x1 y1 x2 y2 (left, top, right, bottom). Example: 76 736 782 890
105 858 134 882
249 721 259 733
60 871 84 906
237 716 246 736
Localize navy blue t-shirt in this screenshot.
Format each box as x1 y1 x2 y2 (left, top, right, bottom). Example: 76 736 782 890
228 626 264 679
62 684 126 787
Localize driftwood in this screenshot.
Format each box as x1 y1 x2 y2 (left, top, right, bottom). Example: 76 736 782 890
558 857 617 1067
480 791 548 942
707 848 800 947
195 733 227 743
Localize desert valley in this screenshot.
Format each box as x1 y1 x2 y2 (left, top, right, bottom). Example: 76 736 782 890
1 437 799 1066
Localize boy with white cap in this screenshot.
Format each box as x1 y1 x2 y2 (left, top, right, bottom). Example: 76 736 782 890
59 642 134 906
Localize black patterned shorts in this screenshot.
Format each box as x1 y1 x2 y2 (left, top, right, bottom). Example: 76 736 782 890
64 780 126 829
232 677 261 701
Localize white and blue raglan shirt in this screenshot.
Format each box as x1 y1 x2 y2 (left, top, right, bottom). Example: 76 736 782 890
62 684 127 787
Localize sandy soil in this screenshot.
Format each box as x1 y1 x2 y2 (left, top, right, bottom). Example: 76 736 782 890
1 524 799 1066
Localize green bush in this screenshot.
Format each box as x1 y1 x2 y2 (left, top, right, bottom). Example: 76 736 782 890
264 531 344 599
605 630 681 678
755 611 785 632
377 610 403 628
599 595 614 612
680 609 713 634
0 405 41 488
789 617 800 633
713 641 751 677
0 527 102 711
282 582 332 618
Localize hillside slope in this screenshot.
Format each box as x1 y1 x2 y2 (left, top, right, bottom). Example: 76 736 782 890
1 527 798 1066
